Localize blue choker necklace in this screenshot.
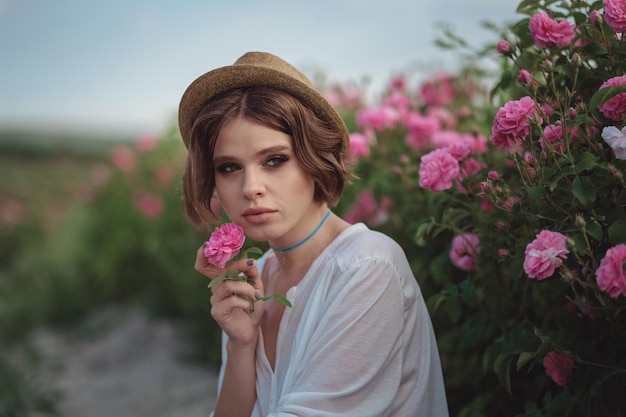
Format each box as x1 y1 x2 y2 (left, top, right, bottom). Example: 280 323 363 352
271 210 332 263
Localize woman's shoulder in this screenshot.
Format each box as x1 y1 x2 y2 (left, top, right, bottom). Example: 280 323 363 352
330 223 408 267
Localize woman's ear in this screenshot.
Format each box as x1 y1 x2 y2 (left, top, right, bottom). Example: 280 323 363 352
210 194 222 215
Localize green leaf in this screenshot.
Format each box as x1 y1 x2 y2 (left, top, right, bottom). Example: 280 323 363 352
260 294 292 308
415 221 436 246
445 292 462 322
585 221 603 242
426 292 447 315
459 279 478 308
207 273 239 288
516 351 536 371
572 177 596 209
608 220 626 245
575 152 599 173
243 246 264 258
525 185 545 201
569 233 587 255
493 353 513 394
225 268 241 278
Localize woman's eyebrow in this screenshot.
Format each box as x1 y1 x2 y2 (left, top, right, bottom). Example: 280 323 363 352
212 145 292 164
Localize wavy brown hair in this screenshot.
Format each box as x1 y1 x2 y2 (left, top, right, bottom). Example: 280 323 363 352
182 87 354 228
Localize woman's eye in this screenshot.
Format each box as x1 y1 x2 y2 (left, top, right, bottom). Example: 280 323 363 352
217 163 239 173
266 156 288 167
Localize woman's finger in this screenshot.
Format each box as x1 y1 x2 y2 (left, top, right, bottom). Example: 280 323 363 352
194 244 226 279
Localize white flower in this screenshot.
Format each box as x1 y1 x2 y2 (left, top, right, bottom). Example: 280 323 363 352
601 126 626 160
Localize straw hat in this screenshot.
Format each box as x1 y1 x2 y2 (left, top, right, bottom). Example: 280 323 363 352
178 51 349 153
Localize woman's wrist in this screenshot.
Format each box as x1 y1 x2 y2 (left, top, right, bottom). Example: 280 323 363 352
226 329 259 355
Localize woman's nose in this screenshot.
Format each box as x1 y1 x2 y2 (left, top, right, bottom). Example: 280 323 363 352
242 169 265 198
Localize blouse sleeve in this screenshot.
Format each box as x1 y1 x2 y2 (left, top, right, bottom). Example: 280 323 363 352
269 257 408 417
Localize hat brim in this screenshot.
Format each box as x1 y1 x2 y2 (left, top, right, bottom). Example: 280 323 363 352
178 64 349 154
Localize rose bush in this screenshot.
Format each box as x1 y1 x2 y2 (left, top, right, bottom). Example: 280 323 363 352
331 0 626 415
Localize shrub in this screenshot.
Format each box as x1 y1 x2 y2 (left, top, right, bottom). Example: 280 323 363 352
333 0 626 415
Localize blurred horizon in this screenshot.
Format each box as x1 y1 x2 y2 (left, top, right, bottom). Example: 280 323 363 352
0 0 520 138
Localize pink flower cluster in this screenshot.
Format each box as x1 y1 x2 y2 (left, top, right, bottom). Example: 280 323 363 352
419 73 455 107
597 75 626 122
418 140 485 193
348 132 372 162
490 96 541 152
343 188 391 227
356 105 400 132
603 0 626 33
204 223 245 268
405 112 441 149
523 230 569 280
540 123 577 153
543 351 575 386
449 233 481 271
595 243 626 298
528 12 576 49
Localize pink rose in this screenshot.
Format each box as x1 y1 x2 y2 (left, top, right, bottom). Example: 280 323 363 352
110 145 137 172
590 9 603 26
490 96 541 152
444 142 473 161
540 123 576 153
204 223 246 268
418 148 460 192
595 243 626 298
405 112 441 150
523 230 570 280
348 132 371 161
133 193 165 219
603 0 626 33
601 126 626 159
543 351 575 387
419 73 455 107
459 157 483 182
529 12 576 48
343 189 390 227
427 107 458 130
487 170 500 181
383 91 412 111
519 69 533 84
496 40 511 55
597 75 626 121
503 196 521 212
389 74 407 91
449 233 481 271
356 105 399 131
135 134 158 152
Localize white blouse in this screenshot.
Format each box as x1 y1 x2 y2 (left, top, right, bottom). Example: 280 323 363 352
213 223 449 417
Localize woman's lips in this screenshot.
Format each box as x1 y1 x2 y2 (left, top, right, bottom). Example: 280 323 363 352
242 208 276 224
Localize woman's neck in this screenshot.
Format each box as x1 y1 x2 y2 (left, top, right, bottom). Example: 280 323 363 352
272 213 349 273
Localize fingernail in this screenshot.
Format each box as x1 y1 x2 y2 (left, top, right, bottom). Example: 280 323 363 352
255 292 262 300
247 259 254 266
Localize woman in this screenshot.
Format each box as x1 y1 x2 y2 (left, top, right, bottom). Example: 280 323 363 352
179 51 449 417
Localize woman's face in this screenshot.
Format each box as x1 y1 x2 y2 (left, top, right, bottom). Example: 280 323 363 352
212 117 323 246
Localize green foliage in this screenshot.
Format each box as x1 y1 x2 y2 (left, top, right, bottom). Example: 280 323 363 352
333 1 626 415
0 127 227 407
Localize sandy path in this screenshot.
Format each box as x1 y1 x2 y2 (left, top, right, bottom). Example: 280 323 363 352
28 307 219 417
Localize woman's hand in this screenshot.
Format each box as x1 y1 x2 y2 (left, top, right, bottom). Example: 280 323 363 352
195 246 265 347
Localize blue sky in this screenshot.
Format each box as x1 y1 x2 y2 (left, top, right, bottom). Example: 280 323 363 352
0 0 520 136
